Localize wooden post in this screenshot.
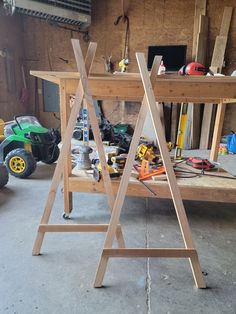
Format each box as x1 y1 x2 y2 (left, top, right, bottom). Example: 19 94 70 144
192 0 207 61
59 80 73 215
191 1 208 149
209 102 226 161
200 6 233 149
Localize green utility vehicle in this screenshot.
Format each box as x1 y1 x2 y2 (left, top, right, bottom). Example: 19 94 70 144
0 115 60 178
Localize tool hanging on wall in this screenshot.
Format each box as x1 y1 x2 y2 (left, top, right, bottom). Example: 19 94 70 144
102 55 114 73
114 0 130 72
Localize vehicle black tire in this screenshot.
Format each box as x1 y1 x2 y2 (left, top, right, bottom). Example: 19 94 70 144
42 145 60 164
5 148 36 178
0 163 9 188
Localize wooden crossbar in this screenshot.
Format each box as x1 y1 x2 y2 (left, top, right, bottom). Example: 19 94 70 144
102 248 197 258
39 224 116 232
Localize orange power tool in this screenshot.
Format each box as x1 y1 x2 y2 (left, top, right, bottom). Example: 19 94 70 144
137 160 165 181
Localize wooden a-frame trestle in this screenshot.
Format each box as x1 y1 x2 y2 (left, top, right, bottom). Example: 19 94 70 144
32 39 205 289
93 53 206 288
32 39 125 256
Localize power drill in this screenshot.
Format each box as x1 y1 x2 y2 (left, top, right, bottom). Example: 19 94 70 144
119 58 129 72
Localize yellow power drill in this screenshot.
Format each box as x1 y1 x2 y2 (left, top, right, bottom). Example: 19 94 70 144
119 58 129 72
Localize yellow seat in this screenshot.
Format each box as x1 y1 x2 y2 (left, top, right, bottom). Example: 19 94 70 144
0 119 5 142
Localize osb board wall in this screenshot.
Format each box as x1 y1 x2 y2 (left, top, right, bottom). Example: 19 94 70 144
0 7 29 122
17 1 236 134
207 1 236 134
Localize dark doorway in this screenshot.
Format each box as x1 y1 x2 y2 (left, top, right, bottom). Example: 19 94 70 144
147 45 187 72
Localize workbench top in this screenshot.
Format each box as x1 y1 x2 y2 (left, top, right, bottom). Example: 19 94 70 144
70 166 236 203
30 71 236 103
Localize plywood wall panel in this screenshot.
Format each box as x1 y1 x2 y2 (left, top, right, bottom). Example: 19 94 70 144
6 0 233 133
0 7 30 122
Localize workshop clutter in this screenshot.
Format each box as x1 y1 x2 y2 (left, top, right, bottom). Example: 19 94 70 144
217 132 236 155
93 140 166 182
100 118 133 153
227 132 236 154
92 153 127 182
73 115 133 154
218 144 228 155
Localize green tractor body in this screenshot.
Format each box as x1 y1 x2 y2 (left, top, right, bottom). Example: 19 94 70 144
0 115 60 178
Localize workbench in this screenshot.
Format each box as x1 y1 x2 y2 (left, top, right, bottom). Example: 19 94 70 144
31 70 236 207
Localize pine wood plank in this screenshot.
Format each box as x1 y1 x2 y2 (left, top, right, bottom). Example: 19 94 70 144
30 71 236 103
103 248 197 258
195 15 208 65
199 103 213 149
192 0 207 60
68 175 236 203
210 36 228 74
210 102 226 161
39 224 110 232
192 11 208 149
220 6 233 37
59 80 73 214
200 6 233 150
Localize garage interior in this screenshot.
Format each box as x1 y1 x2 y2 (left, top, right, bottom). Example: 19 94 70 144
0 1 236 313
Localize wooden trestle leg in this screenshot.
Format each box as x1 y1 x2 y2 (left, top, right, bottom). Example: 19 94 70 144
94 55 162 286
94 53 206 289
32 40 125 256
71 40 125 248
209 101 226 161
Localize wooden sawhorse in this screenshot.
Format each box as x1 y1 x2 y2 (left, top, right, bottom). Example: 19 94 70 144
32 39 205 288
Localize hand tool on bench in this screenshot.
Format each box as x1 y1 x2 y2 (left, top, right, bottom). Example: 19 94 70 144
136 159 165 181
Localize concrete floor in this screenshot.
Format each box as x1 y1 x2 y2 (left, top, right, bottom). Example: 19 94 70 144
0 151 236 314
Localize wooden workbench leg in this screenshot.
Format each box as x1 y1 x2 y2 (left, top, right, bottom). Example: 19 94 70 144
210 102 226 161
32 43 96 256
32 87 83 255
94 56 162 287
71 39 125 248
60 81 73 216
